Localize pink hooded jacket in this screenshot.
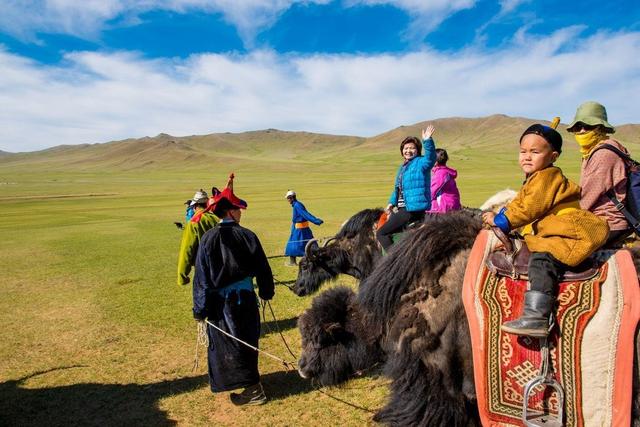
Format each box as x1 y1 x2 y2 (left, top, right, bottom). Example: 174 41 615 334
427 165 461 213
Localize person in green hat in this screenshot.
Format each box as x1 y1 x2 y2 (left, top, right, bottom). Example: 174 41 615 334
567 101 632 247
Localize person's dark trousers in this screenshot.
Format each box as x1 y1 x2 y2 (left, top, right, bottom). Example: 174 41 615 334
528 252 566 296
501 252 565 337
604 228 633 248
376 208 424 250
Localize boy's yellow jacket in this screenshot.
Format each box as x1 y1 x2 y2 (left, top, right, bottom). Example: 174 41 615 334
504 166 609 267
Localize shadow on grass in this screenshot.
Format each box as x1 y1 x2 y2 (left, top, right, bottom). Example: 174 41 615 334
0 367 208 426
261 369 313 401
260 316 299 336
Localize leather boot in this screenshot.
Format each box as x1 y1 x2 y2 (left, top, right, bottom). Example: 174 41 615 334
500 290 554 338
230 383 267 406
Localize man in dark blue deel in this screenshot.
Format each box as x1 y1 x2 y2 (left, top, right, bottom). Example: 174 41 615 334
193 176 274 406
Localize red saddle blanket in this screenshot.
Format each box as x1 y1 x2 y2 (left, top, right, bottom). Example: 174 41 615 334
463 230 640 426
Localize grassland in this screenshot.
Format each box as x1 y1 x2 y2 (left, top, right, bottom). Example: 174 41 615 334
1 115 639 426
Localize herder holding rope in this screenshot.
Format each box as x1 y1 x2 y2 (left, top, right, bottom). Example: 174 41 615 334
193 173 274 406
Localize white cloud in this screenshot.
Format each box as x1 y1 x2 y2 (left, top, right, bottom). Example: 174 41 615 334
498 0 530 16
1 28 639 152
0 0 330 46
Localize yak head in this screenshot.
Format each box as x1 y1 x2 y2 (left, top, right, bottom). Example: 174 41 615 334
297 286 383 386
293 208 385 297
293 239 355 296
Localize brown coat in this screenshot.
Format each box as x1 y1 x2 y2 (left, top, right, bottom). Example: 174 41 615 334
505 166 609 267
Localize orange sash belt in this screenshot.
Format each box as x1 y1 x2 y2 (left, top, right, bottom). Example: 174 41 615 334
295 221 310 229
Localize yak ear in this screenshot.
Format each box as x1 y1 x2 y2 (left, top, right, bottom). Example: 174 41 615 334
324 322 342 336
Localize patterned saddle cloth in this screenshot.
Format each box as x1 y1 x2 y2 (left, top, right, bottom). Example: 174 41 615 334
463 230 640 426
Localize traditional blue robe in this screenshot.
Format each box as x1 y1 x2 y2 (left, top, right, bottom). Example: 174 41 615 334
284 200 323 257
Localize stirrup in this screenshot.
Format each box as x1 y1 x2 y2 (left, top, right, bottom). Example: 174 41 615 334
522 336 564 427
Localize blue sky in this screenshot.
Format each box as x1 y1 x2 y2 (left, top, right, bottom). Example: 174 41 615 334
1 0 639 151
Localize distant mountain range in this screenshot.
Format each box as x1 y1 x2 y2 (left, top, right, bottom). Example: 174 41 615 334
1 115 639 171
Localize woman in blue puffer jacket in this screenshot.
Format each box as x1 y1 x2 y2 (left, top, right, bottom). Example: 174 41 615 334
376 125 437 250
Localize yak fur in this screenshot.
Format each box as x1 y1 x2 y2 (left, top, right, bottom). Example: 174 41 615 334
298 210 483 425
297 286 384 386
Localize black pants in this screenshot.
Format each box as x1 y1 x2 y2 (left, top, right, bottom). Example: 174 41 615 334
528 252 567 296
376 208 424 250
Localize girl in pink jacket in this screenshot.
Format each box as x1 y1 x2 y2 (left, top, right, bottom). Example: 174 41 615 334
427 149 461 213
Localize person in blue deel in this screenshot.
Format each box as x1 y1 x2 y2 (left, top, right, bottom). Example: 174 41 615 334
284 190 323 266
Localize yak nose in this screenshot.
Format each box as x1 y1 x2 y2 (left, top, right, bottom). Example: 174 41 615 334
293 283 307 296
297 367 308 379
297 356 309 378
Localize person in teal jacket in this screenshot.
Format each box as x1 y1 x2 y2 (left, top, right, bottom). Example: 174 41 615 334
376 125 437 250
177 189 220 286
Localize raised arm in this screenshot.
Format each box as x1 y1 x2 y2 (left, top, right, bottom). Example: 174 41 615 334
421 125 436 169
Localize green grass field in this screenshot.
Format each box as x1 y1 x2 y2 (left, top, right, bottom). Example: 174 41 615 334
1 119 638 426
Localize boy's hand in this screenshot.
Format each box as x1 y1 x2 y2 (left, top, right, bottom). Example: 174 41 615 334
482 211 496 226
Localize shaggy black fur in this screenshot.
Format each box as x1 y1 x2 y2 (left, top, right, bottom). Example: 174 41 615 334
375 248 478 426
293 208 384 296
334 208 385 240
366 211 482 426
297 286 384 386
359 209 483 327
297 210 484 425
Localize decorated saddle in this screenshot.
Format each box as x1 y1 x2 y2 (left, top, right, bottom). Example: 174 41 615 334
463 229 640 426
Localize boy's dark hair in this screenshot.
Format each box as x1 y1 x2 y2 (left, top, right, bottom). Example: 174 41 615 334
435 148 448 165
400 136 422 157
520 124 563 154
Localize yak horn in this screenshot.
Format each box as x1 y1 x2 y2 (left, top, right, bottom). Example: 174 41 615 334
304 238 319 257
322 237 336 247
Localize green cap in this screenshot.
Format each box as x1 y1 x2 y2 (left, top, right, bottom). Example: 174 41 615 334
567 101 615 133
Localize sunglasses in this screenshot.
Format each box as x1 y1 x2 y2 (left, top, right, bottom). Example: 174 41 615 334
573 123 598 132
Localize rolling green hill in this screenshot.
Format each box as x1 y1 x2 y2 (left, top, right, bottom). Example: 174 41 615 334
3 114 638 173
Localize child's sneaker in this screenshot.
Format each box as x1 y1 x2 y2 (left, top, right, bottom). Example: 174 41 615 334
230 383 267 406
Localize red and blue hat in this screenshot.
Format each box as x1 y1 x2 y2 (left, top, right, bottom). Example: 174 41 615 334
210 187 247 216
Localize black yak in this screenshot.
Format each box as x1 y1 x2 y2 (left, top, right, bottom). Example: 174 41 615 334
293 208 384 296
297 210 483 425
297 286 384 386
